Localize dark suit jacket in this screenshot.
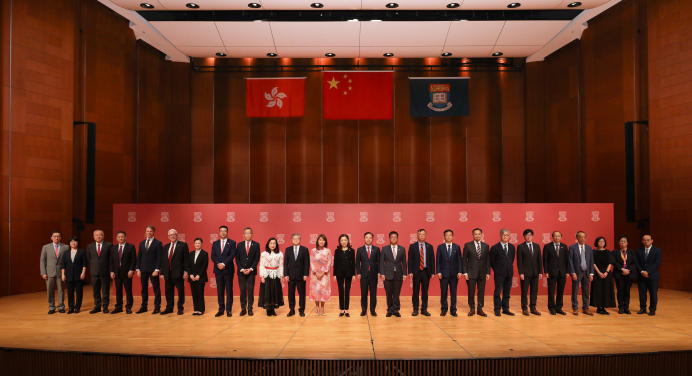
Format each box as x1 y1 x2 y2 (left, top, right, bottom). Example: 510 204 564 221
110 243 136 276
186 250 209 283
462 241 490 279
87 241 113 278
62 248 87 282
355 245 380 279
333 248 356 279
283 245 310 281
408 242 435 278
490 242 515 278
211 238 236 275
235 240 260 276
160 241 189 280
436 243 462 279
637 246 662 281
568 243 595 276
542 242 569 278
611 248 638 280
517 242 542 278
379 244 407 281
137 237 162 273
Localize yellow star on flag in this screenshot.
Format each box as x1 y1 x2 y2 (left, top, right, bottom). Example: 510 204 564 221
328 77 340 89
343 91 347 95
343 74 348 78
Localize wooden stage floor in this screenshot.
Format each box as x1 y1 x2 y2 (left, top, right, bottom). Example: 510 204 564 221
1 289 691 360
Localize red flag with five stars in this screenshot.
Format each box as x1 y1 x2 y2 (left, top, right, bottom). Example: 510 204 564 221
322 71 393 120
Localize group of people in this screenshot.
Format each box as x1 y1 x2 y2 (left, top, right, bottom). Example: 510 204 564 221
39 225 662 318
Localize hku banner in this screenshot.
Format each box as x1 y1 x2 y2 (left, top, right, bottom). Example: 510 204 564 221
409 77 470 117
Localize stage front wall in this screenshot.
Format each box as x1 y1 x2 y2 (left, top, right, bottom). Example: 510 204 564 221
113 204 613 297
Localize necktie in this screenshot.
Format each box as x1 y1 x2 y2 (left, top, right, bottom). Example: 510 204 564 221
294 247 298 260
247 241 250 253
169 243 174 269
97 243 101 257
622 249 627 268
580 245 586 271
146 239 150 250
645 248 649 259
503 243 507 256
448 244 451 258
393 246 397 259
556 244 559 257
529 243 533 257
55 244 59 258
420 244 424 270
476 243 481 259
221 240 225 254
367 246 371 259
119 245 123 266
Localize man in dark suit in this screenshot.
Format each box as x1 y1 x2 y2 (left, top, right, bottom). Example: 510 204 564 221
136 225 163 314
517 229 542 316
211 225 236 317
109 231 137 314
87 230 113 314
356 232 380 316
463 228 490 317
284 233 310 317
236 227 260 316
569 231 594 315
543 231 569 315
160 229 189 315
408 229 435 317
612 236 638 314
379 231 407 317
436 229 462 317
637 234 662 316
489 229 516 316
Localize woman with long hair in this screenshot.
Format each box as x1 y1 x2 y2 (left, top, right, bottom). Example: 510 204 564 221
258 237 284 316
333 234 356 317
310 234 333 316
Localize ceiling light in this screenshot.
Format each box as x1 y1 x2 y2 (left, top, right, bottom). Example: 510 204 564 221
325 53 335 57
383 53 394 57
507 2 521 8
567 2 582 7
492 52 503 56
267 52 277 57
186 3 199 8
216 52 226 57
371 19 382 22
140 3 154 8
347 19 358 22
386 3 399 8
447 3 460 8
441 52 452 57
311 3 323 8
248 3 261 8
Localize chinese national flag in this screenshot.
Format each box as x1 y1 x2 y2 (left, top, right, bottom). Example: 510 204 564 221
322 71 393 119
246 77 305 117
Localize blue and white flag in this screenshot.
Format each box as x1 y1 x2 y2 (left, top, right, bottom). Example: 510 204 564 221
409 77 469 117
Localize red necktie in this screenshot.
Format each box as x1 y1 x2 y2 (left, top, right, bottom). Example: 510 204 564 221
247 241 250 252
420 244 424 270
97 243 101 257
367 246 371 259
169 243 174 269
55 244 59 258
119 245 123 266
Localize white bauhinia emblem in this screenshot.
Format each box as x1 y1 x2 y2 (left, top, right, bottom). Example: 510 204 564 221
526 211 534 222
376 234 385 244
591 211 600 222
227 212 235 222
260 212 268 222
426 212 435 222
326 212 335 222
492 211 501 222
210 234 219 243
542 233 551 243
277 234 285 244
265 87 287 108
161 212 169 222
128 212 136 222
360 212 368 222
459 211 468 222
558 211 568 222
193 212 202 222
310 234 318 244
510 233 518 244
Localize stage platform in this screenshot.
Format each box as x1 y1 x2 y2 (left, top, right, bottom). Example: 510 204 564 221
1 289 692 375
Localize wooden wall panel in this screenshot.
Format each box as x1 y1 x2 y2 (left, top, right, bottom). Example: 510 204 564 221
190 58 214 203
501 67 526 203
524 61 547 204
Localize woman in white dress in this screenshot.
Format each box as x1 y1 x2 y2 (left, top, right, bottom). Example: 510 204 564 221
258 237 284 316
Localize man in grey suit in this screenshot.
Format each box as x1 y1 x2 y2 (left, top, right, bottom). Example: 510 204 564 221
379 231 407 317
463 228 490 317
87 230 113 314
40 231 68 314
569 231 594 316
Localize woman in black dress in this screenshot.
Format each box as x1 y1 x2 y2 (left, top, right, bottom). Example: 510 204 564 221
333 234 356 317
590 236 616 314
61 236 87 314
186 238 209 316
258 237 284 316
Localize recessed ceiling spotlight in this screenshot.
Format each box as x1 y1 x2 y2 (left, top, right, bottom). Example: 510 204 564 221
186 3 199 8
325 53 335 57
267 52 277 57
248 3 261 8
492 52 503 56
507 2 521 8
567 2 582 7
386 3 399 8
311 3 323 8
371 19 382 22
383 53 394 57
216 52 226 57
347 19 359 22
447 3 460 8
441 52 452 57
140 3 154 8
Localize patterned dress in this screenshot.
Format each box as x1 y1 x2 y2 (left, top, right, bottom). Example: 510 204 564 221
310 248 333 302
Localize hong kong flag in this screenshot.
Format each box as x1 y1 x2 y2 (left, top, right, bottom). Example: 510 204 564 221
323 71 393 120
246 77 306 117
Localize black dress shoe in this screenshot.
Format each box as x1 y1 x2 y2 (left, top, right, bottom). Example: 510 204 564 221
287 310 296 317
177 310 184 315
624 309 631 315
412 310 418 316
67 309 74 314
152 308 161 314
248 310 254 316
136 307 148 314
299 311 305 317
495 311 501 317
58 309 65 313
126 309 132 314
637 309 647 314
192 312 200 316
502 310 515 316
386 312 392 317
215 311 224 317
339 312 345 317
393 312 401 317
451 312 458 317
227 312 232 317
110 309 123 314
440 311 447 316
549 311 556 315
618 308 624 314
48 310 56 314
648 311 656 316
240 310 247 316
371 312 377 316
421 310 431 317
345 313 350 317
103 308 109 314
90 308 101 314
556 310 566 315
160 309 173 315
361 311 367 316
74 308 80 313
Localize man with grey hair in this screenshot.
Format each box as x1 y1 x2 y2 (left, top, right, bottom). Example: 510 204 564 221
236 227 260 316
40 231 68 314
87 229 113 314
160 229 189 315
489 229 516 316
283 233 309 317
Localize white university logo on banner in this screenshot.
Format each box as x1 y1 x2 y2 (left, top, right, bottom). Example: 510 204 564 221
227 212 235 222
310 234 318 244
393 212 402 222
542 233 551 243
293 212 302 222
558 211 568 222
426 212 435 222
526 211 535 222
210 277 217 288
409 234 417 244
194 212 202 222
148 279 153 288
260 212 268 222
128 212 136 222
178 234 186 242
492 211 501 222
161 212 170 222
376 234 385 244
510 233 518 244
591 211 600 222
347 234 351 240
326 212 335 222
459 211 468 222
360 212 368 222
277 234 285 244
512 277 519 288
210 234 219 243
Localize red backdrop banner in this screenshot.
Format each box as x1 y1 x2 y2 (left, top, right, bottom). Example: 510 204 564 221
113 204 613 297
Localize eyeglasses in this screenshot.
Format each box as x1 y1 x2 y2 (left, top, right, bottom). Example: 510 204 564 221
168 234 178 237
